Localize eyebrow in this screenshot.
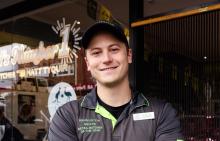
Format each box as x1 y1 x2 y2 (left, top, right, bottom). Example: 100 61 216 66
88 47 101 51
109 43 120 47
87 42 122 51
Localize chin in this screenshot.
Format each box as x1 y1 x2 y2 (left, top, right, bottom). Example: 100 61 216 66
100 82 118 87
98 78 123 87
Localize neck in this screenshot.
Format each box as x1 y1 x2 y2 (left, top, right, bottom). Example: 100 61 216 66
96 78 131 107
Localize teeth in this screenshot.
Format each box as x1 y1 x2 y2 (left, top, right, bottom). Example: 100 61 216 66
104 68 112 70
101 67 116 71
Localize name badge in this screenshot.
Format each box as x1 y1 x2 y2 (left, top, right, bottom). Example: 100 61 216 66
133 112 155 121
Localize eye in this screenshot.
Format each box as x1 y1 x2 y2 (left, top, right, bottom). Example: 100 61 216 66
110 47 120 53
90 50 101 56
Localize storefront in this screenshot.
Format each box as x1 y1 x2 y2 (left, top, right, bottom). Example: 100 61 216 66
2 0 220 140
130 0 220 140
0 0 128 140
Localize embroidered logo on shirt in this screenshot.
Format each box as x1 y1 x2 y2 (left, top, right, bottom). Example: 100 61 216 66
133 112 155 121
78 119 103 133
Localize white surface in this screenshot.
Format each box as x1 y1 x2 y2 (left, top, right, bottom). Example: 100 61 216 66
48 82 76 120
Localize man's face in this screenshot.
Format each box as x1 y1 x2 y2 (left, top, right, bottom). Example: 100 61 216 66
85 32 132 87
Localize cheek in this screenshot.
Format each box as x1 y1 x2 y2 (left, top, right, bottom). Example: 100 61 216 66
85 59 91 71
85 57 96 71
87 65 91 71
86 60 97 71
86 62 91 71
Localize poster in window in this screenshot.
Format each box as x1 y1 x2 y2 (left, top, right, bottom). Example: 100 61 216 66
18 95 35 124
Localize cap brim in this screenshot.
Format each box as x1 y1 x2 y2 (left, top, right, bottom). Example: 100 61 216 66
81 21 128 49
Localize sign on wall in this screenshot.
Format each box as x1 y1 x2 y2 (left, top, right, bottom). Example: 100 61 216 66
48 82 77 120
0 18 82 80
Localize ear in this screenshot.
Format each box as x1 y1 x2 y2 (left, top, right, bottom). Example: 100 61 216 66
127 48 132 64
84 57 91 71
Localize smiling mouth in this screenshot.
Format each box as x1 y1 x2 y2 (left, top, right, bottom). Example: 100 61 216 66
100 66 118 71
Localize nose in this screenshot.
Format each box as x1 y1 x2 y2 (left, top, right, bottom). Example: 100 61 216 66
102 51 113 64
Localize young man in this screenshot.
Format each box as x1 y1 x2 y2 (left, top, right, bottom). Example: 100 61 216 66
48 21 184 141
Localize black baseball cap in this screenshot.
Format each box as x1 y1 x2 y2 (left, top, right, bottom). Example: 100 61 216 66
81 21 129 49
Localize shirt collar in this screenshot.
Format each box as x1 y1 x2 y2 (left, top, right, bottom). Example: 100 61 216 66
80 88 97 109
80 88 149 110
